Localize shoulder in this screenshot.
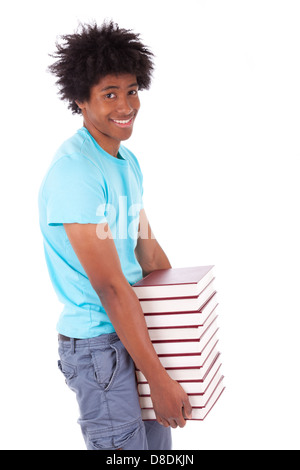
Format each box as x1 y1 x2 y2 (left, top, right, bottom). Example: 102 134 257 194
50 129 102 173
40 132 106 201
43 153 98 190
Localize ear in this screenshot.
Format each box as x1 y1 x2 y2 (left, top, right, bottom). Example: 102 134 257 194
75 100 86 111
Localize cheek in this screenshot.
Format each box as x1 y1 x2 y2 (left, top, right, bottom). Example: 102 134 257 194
86 107 108 127
135 97 141 111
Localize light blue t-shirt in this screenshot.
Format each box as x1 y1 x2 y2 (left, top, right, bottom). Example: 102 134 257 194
38 127 144 338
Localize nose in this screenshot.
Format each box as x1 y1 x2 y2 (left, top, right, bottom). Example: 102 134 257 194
116 94 133 116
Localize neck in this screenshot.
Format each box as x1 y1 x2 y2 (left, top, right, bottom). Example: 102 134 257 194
83 116 120 158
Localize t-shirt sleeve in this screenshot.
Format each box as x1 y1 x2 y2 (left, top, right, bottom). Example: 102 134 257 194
43 154 108 226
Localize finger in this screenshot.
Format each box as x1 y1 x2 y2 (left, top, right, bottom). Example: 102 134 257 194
169 419 178 429
156 416 170 427
183 396 193 420
176 412 187 428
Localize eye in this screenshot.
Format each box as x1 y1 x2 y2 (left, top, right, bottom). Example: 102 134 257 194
105 93 116 99
128 89 139 96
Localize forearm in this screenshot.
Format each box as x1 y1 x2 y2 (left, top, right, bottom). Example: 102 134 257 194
97 273 192 427
141 242 172 277
63 222 192 426
152 243 172 270
97 280 169 385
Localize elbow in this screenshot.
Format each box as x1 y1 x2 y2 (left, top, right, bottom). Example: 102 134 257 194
93 277 128 303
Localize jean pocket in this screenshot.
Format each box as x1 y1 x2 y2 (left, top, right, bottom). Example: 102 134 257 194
87 421 143 450
58 360 77 381
92 343 120 391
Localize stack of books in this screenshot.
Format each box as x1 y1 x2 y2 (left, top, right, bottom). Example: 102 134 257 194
132 265 225 421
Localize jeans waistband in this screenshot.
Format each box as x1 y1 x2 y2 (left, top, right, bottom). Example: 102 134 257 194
58 332 120 349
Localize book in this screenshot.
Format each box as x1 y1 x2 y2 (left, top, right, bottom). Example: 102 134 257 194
132 266 225 421
148 309 217 342
139 369 224 409
152 316 218 356
144 293 218 329
139 280 216 314
136 344 219 383
133 265 215 299
138 354 222 396
157 335 219 369
140 378 225 421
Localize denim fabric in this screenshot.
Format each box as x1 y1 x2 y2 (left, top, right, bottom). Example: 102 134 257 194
58 333 172 450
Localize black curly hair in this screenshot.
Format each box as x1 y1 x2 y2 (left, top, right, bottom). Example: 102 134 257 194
48 20 155 114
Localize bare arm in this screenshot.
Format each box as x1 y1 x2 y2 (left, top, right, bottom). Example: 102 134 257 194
63 222 192 428
134 209 172 276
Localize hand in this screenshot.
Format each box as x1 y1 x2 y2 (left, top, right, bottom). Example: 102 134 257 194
149 375 193 428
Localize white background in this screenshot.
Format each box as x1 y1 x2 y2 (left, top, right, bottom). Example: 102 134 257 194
0 0 299 450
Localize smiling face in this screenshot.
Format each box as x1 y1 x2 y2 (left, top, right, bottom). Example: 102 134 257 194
76 73 140 157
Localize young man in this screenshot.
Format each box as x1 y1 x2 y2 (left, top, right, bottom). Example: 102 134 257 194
38 21 192 451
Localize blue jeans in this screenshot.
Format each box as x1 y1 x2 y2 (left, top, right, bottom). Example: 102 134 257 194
58 333 172 450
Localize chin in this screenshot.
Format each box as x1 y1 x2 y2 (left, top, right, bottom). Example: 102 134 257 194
118 130 134 142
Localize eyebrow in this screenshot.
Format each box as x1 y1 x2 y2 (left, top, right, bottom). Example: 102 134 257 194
101 82 139 92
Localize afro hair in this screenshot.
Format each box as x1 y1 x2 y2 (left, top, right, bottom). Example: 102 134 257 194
48 20 155 114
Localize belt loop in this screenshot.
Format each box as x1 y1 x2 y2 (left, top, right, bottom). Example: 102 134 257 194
70 338 75 355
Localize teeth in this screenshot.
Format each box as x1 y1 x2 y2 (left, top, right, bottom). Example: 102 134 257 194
113 118 132 124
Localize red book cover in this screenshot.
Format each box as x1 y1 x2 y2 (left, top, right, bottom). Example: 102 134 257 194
136 347 221 383
139 280 216 314
140 378 225 421
152 317 219 356
148 311 218 343
144 293 218 330
138 355 222 396
139 371 225 409
133 266 215 299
